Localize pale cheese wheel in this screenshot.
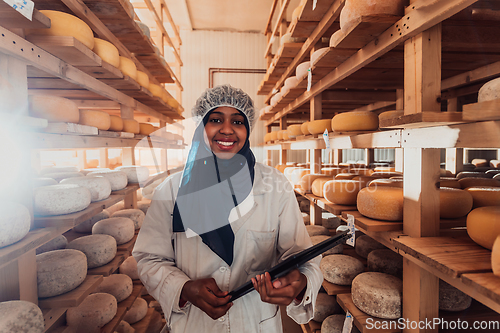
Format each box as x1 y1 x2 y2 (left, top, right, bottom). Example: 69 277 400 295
284 76 300 89
119 57 137 80
116 320 135 333
306 225 330 237
111 209 145 230
439 280 471 312
340 0 405 32
290 169 310 186
60 176 112 202
320 254 365 285
270 92 283 106
116 165 150 183
368 178 403 188
329 30 345 47
0 202 31 249
28 10 94 49
122 119 140 134
106 202 125 215
92 217 135 245
467 206 500 249
355 235 386 258
34 184 91 216
296 61 311 80
149 83 163 98
74 210 110 233
93 38 119 67
66 293 117 331
313 293 341 322
311 235 343 256
311 178 331 197
135 20 150 38
440 187 473 219
284 167 301 182
465 186 500 208
459 177 500 188
322 314 357 333
478 77 500 102
87 170 128 191
43 171 84 182
323 180 361 205
36 249 87 298
120 256 139 280
136 71 150 89
300 174 331 193
311 47 330 66
379 110 404 122
78 110 111 130
109 115 124 132
29 95 79 123
323 212 341 229
351 272 402 319
67 234 117 268
331 111 379 132
492 236 500 277
301 122 311 135
33 177 58 187
367 249 402 278
95 274 133 302
80 168 110 176
36 235 67 255
308 119 332 135
357 187 403 221
139 123 157 135
0 300 44 333
39 166 80 175
287 124 303 138
124 297 148 324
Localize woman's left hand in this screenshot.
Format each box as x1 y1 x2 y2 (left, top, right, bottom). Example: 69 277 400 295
251 269 307 306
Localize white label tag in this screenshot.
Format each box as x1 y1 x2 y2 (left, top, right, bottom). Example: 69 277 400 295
346 214 355 247
313 0 318 11
307 69 312 91
177 140 183 145
342 311 354 333
322 129 331 149
3 0 34 20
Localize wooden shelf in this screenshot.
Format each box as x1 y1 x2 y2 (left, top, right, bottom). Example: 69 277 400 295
131 308 155 332
322 280 351 296
379 111 465 129
461 273 500 305
117 234 138 254
341 211 402 233
300 320 321 333
463 99 500 121
0 2 51 29
87 251 128 277
38 275 103 308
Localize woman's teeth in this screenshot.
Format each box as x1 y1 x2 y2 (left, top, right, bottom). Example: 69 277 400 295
217 141 234 147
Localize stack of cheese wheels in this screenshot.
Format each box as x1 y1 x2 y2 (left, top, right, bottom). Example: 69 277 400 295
34 184 91 216
27 10 95 49
296 61 311 80
357 186 404 221
36 249 87 298
287 124 303 138
323 180 361 205
465 187 500 208
0 202 31 249
290 168 310 186
60 176 112 202
0 301 45 333
331 111 379 132
299 174 331 193
122 118 140 134
351 272 402 319
136 71 150 89
74 210 110 233
439 280 472 311
116 165 150 183
367 249 403 278
329 29 345 47
467 206 500 249
478 77 500 102
339 0 405 32
92 217 135 245
111 209 145 230
93 38 119 67
124 297 148 324
78 110 111 130
139 123 157 135
36 235 68 254
311 177 332 197
313 293 340 322
66 293 117 332
440 187 473 219
306 225 330 237
311 235 343 256
120 256 140 280
300 122 311 135
119 57 137 80
29 95 80 123
95 274 133 302
308 119 332 135
109 115 124 131
87 170 128 191
320 254 365 285
379 110 404 122
459 177 500 188
355 235 386 258
67 234 117 268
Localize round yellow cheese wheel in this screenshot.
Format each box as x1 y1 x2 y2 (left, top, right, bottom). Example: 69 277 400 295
440 187 473 219
264 133 273 143
467 206 500 249
492 236 500 276
277 130 285 141
321 167 342 176
379 110 404 122
282 131 290 140
270 131 279 141
136 71 149 88
119 57 137 80
329 29 345 47
299 174 331 193
122 119 140 134
323 180 361 205
93 38 119 67
284 167 303 182
149 83 163 98
139 123 157 135
340 0 405 32
335 173 357 180
79 110 111 130
357 187 404 221
301 122 311 135
308 119 332 135
29 95 79 123
439 177 460 189
287 124 303 138
368 178 403 188
459 177 500 189
296 61 311 80
331 111 379 132
166 97 179 110
465 186 500 208
109 115 123 132
291 169 310 186
28 11 95 49
310 178 331 198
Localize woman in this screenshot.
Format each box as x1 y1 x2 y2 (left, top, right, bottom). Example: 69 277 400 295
133 85 322 333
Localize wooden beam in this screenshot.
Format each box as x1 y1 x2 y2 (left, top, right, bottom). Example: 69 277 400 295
264 0 292 57
442 60 500 91
264 0 279 34
160 0 182 45
322 90 396 102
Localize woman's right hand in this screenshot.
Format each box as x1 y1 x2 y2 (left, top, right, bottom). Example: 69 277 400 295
180 278 233 320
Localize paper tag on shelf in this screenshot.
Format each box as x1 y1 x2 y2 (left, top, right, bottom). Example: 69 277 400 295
313 0 318 10
346 214 356 247
322 129 331 149
4 0 34 20
307 69 312 91
342 311 354 333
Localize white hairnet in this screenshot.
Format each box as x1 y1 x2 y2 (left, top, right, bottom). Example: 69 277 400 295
192 84 256 132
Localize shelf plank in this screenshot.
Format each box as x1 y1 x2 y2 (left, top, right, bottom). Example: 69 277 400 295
78 61 123 79
131 308 155 332
134 54 174 84
463 99 500 121
87 252 127 277
0 2 51 29
312 47 357 69
42 307 67 333
379 111 465 129
461 273 500 305
98 76 142 91
39 275 103 308
341 211 402 232
322 280 351 296
299 0 336 22
101 284 144 333
44 122 99 136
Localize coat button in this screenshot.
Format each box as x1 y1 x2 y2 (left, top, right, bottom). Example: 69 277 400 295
219 267 226 272
218 316 225 322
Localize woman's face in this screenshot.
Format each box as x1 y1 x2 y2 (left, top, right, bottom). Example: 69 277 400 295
204 106 248 159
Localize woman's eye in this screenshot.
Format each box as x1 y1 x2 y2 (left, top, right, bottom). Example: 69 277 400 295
210 118 221 123
234 120 244 125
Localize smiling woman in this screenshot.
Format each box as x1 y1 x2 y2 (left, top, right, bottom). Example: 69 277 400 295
204 106 248 158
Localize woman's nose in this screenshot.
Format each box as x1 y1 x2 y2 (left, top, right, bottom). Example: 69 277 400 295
219 121 234 134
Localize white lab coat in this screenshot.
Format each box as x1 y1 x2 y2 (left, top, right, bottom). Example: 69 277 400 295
133 163 323 333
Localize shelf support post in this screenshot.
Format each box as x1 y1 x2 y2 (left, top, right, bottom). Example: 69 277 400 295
310 94 322 225
280 116 288 165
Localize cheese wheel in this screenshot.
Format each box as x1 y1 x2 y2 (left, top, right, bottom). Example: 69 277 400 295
334 173 357 180
43 171 84 182
308 119 332 135
322 314 353 333
322 167 342 176
111 209 145 230
284 76 300 89
292 4 304 20
29 95 79 123
467 206 500 249
492 236 500 277
471 158 488 168
36 249 87 298
135 20 151 38
440 187 473 219
92 217 135 245
301 122 311 135
306 225 330 237
135 70 150 89
93 38 119 67
320 254 365 285
277 130 284 141
439 280 471 312
311 178 332 197
79 168 110 176
123 297 148 324
459 177 500 188
282 130 290 140
302 212 310 224
299 174 331 193
95 274 133 302
478 77 500 102
290 168 310 185
116 320 135 333
329 29 345 47
264 133 272 143
355 235 386 258
87 170 128 191
367 249 402 278
139 123 157 135
299 199 310 213
323 180 361 205
66 293 117 331
456 171 491 179
33 177 58 187
270 92 283 106
0 301 44 333
34 184 91 216
74 210 110 233
106 202 124 215
331 111 379 132
311 47 330 66
287 124 303 138
284 167 301 182
311 235 343 256
116 165 150 183
122 119 140 134
148 85 162 98
357 187 403 221
491 160 500 168
119 57 137 80
355 175 379 188
351 272 402 319
28 10 94 49
60 176 111 202
465 186 500 208
296 61 311 80
439 177 460 189
323 212 341 229
340 0 405 32
368 178 403 188
313 293 341 322
269 131 279 141
67 234 117 268
36 235 67 255
120 256 139 280
0 202 30 249
374 166 395 173
109 115 124 132
78 110 111 130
